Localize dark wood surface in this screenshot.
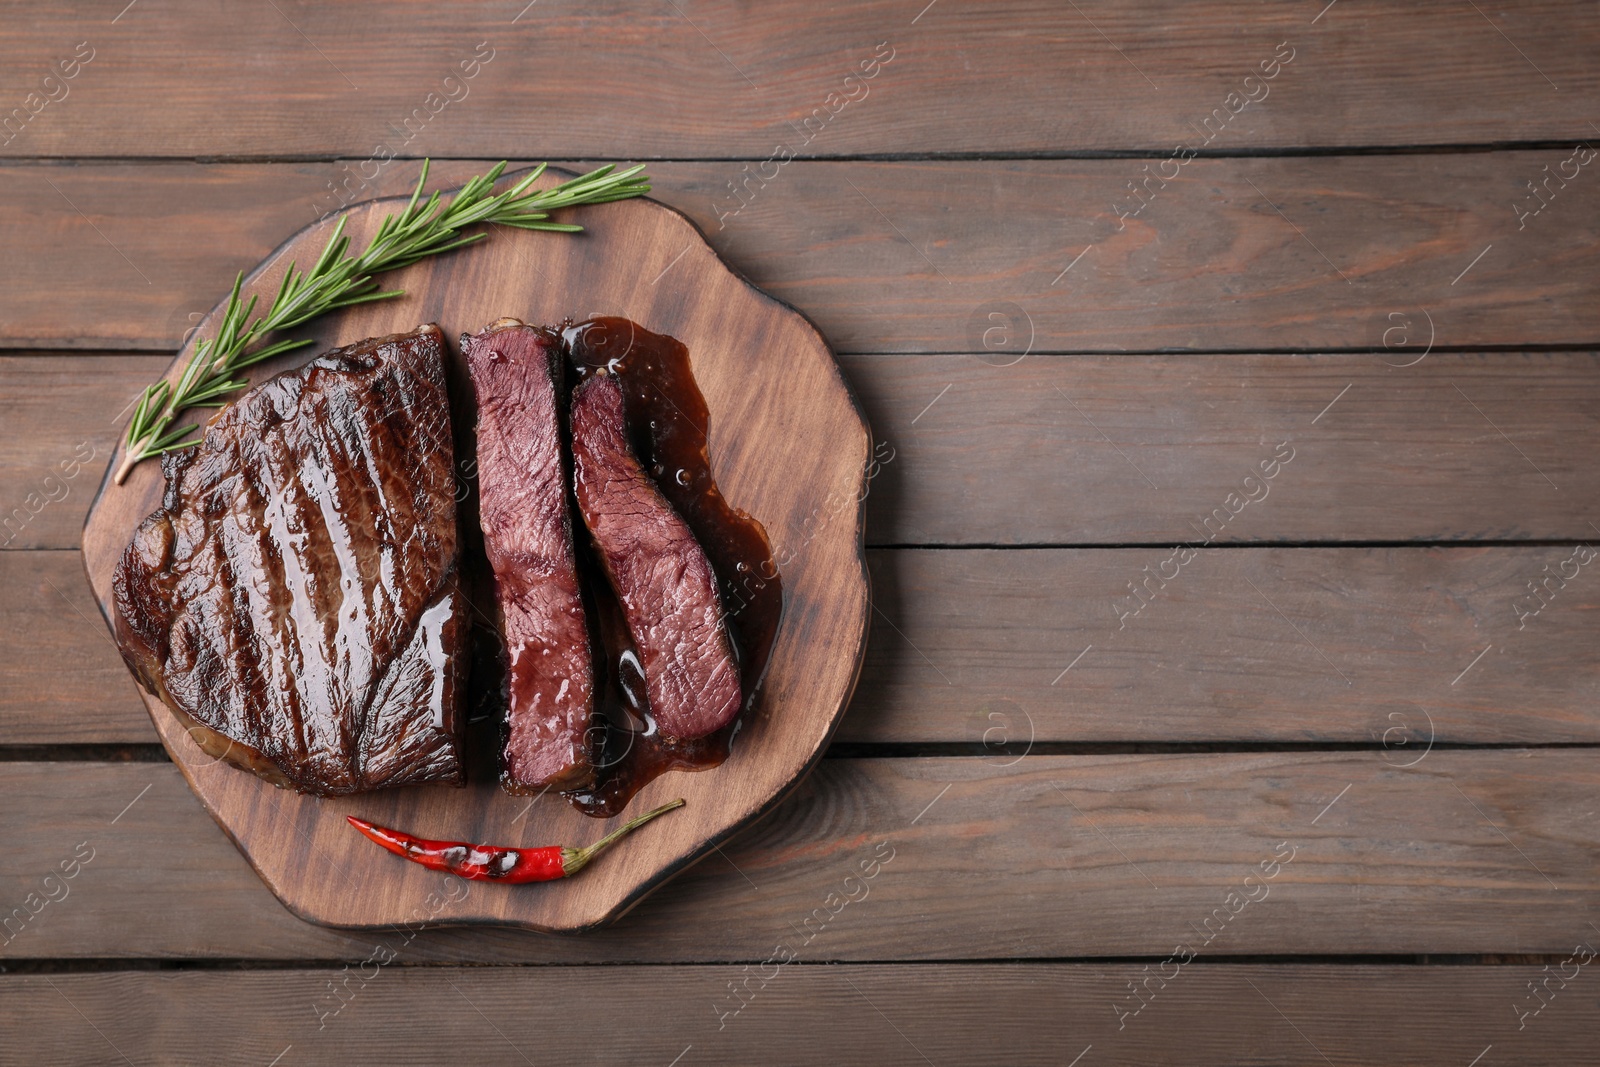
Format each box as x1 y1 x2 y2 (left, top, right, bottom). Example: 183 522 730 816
3 0 1599 1061
7 754 1600 961
4 1 1597 157
7 156 1600 354
5 965 1595 1067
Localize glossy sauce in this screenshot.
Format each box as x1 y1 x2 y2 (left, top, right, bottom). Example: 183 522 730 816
559 317 783 817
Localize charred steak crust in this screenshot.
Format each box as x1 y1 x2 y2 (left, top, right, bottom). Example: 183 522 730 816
462 318 596 791
112 325 466 795
570 372 742 741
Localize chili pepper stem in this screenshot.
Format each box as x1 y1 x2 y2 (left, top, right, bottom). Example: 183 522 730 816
561 798 686 876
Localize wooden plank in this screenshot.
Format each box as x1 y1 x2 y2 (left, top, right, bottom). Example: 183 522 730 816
12 545 1600 747
853 351 1600 545
0 551 138 744
855 545 1600 744
1 754 1596 961
0 356 164 551
7 351 1599 551
3 153 1599 354
3 2 1596 159
3 963 1594 1067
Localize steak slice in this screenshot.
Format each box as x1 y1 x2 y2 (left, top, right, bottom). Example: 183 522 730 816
462 318 595 791
112 324 465 795
570 372 742 740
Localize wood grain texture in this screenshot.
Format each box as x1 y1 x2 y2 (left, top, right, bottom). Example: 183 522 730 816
0 356 166 551
0 551 140 743
3 2 1597 159
3 754 1597 962
853 351 1600 545
856 545 1600 744
78 171 872 932
5 963 1593 1067
6 351 1600 551
4 153 1600 354
12 545 1600 747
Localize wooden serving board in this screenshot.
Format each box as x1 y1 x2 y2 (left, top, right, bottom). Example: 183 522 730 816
80 169 872 932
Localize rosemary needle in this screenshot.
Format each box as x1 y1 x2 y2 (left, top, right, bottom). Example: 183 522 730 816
114 160 649 485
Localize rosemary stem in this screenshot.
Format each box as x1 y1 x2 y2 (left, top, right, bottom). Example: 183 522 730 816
112 448 140 486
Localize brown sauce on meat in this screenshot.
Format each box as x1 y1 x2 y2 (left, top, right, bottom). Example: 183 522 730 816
558 317 783 817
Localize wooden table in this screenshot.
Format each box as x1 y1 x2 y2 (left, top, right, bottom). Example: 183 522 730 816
3 3 1598 1063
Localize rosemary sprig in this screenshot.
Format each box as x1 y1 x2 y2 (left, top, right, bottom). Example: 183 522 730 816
114 160 650 485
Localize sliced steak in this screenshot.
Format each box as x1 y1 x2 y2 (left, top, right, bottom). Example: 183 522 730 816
112 325 465 795
570 372 742 740
462 318 595 791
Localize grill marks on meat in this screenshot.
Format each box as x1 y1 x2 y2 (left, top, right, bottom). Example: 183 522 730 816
570 373 743 741
112 325 465 795
462 319 595 791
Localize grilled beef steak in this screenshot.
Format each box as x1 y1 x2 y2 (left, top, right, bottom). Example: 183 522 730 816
112 325 466 795
462 319 596 791
570 372 742 740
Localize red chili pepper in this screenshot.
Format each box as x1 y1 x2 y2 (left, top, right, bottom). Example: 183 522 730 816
345 798 685 883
